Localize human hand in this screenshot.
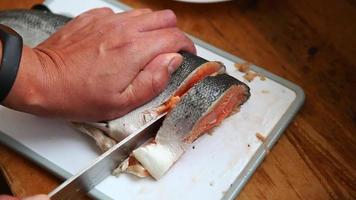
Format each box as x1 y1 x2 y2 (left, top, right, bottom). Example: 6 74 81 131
0 194 49 200
3 8 195 121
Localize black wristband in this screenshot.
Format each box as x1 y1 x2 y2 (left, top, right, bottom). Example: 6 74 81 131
0 24 23 103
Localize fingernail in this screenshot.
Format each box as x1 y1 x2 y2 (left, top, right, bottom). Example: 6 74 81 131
168 54 183 74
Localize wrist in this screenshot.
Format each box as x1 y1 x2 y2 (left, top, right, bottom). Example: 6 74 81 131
2 46 48 115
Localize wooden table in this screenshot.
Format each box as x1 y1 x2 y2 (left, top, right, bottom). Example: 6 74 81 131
0 0 355 199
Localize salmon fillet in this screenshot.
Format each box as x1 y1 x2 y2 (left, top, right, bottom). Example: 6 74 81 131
130 74 250 179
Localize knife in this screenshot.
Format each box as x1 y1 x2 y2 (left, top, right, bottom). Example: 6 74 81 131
48 114 166 200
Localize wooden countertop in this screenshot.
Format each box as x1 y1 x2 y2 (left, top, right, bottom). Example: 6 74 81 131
0 0 355 199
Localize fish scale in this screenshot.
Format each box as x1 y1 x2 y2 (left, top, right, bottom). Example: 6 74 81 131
0 10 70 47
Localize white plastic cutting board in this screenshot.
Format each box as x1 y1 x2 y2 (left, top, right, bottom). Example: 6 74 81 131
0 0 304 200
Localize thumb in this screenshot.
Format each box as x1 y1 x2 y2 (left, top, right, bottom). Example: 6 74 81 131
113 53 183 117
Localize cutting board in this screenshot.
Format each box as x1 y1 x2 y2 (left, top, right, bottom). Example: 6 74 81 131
0 0 304 199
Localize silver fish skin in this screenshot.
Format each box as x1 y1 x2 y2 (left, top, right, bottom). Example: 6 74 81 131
0 10 70 47
133 73 250 179
156 73 250 144
107 52 225 141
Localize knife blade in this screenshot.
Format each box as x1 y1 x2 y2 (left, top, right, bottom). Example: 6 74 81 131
48 114 166 200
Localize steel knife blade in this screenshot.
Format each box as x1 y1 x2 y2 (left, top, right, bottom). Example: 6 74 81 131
48 114 166 200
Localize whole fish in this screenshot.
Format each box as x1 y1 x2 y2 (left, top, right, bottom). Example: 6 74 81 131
120 73 250 179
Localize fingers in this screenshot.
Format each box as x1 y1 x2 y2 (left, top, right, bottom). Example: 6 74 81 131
80 7 114 16
103 26 194 79
22 195 50 200
100 8 154 33
80 8 152 27
46 7 115 42
56 8 153 40
140 27 196 56
0 195 19 200
132 9 177 32
0 194 49 200
115 8 152 18
109 53 183 119
104 28 194 87
71 7 114 25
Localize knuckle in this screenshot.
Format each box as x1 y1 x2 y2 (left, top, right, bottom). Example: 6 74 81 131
179 33 191 46
142 8 153 13
170 28 185 41
135 8 152 14
110 19 131 31
98 7 114 14
152 82 166 95
129 9 141 16
122 85 138 106
163 9 176 19
151 72 168 95
75 13 95 23
102 90 127 107
86 7 113 15
123 39 141 54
